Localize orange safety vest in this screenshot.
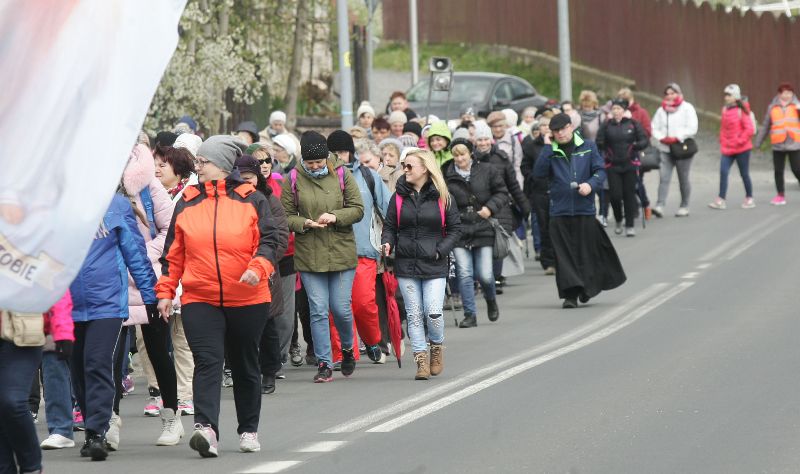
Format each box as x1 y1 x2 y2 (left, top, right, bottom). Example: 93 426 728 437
769 103 800 144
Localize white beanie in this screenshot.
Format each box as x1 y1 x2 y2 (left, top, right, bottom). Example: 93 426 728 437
502 108 519 128
356 101 376 118
269 110 287 124
388 110 408 125
399 147 421 164
173 133 202 158
724 84 742 101
473 121 492 140
272 133 297 157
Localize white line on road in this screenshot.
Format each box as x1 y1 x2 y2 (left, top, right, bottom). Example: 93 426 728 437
696 263 712 270
322 283 670 434
682 272 699 279
366 282 695 433
697 214 780 262
295 441 347 452
725 215 796 261
239 460 302 474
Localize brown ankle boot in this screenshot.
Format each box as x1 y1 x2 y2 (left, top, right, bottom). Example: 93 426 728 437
414 351 430 380
429 343 444 376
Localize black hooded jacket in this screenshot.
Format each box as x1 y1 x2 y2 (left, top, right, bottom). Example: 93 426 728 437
474 145 531 233
595 117 649 171
444 160 508 248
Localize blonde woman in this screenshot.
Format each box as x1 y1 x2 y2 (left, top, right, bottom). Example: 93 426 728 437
381 149 462 380
578 90 603 141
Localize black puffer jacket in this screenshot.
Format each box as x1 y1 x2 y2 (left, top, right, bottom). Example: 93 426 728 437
595 117 648 171
444 160 508 248
474 145 531 234
382 177 461 279
521 134 550 199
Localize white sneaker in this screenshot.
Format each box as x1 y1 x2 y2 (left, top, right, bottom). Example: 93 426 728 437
675 207 690 217
652 206 664 218
156 408 184 446
239 432 260 453
106 413 121 451
708 198 726 210
40 433 75 450
189 424 218 458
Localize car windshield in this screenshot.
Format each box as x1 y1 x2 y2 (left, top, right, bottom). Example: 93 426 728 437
406 76 494 103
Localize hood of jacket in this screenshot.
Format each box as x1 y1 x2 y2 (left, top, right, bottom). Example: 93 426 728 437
426 121 452 148
123 144 156 195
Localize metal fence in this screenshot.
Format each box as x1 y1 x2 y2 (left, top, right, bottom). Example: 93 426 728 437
382 0 800 118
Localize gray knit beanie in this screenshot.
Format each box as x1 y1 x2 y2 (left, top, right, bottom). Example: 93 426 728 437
197 135 242 173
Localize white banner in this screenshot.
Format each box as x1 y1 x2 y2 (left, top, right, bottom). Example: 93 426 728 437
0 0 186 312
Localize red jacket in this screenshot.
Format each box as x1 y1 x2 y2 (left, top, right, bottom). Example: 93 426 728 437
720 103 754 156
629 102 652 138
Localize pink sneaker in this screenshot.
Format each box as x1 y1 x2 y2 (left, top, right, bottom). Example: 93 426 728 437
143 396 162 417
189 424 218 458
770 195 786 206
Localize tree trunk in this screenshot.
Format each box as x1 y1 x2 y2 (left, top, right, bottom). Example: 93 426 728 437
284 0 308 130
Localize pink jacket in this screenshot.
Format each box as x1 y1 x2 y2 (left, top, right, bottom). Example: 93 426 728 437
44 290 74 343
720 103 754 156
123 145 175 325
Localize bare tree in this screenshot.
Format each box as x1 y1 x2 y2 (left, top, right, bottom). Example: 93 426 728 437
284 0 308 130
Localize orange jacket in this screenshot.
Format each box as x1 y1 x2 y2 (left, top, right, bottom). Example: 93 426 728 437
769 103 800 144
156 177 279 307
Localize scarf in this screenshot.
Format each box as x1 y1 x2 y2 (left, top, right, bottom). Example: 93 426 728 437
301 160 330 179
166 177 189 199
455 162 472 181
662 95 684 114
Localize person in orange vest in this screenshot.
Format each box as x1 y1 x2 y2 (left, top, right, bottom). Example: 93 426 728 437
754 82 800 206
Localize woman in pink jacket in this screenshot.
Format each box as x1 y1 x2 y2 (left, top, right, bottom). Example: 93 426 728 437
0 291 74 474
709 84 756 210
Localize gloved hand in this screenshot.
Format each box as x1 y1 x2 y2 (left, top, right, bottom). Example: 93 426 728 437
55 340 73 361
145 303 161 324
660 136 679 145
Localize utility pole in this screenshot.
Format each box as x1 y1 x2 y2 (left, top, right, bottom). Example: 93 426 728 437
337 0 354 128
366 0 375 102
409 0 419 85
557 0 572 102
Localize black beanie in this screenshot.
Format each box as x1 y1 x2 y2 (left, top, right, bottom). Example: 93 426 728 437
155 131 178 147
300 131 329 161
326 130 355 155
449 137 474 154
402 121 422 137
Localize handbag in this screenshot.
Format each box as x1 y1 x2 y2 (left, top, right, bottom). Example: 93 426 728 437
669 138 698 160
0 309 45 347
502 234 525 277
489 218 511 260
639 146 661 172
369 206 384 252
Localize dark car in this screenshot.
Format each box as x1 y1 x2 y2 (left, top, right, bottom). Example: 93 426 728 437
405 72 549 121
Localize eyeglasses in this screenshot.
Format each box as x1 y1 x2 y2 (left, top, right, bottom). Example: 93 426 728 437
194 158 211 168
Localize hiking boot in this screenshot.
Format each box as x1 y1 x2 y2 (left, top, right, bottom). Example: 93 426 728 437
452 294 463 310
289 344 303 367
305 353 318 366
239 432 260 453
486 299 499 322
106 413 121 451
156 408 184 446
625 227 636 237
414 351 430 380
614 222 623 235
544 266 556 276
87 432 108 461
770 195 786 206
261 374 276 394
189 424 218 458
340 348 356 377
40 434 75 450
177 399 194 416
562 298 578 309
429 343 444 376
675 207 690 217
313 362 333 383
708 197 726 210
458 313 477 328
742 197 756 209
652 206 664 218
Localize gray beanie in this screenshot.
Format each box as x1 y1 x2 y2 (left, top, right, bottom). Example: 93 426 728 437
197 135 242 173
664 82 683 95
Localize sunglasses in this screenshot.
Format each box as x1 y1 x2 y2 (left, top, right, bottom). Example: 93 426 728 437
258 158 272 165
403 163 415 171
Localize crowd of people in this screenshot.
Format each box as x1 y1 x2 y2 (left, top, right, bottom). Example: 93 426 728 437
3 78 799 472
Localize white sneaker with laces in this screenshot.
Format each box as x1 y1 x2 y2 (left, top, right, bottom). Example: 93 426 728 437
239 432 260 453
675 207 690 217
106 413 121 451
742 197 756 209
708 198 726 210
189 423 218 458
40 433 75 450
156 408 184 446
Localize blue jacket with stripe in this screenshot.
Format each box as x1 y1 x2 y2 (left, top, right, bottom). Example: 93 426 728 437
70 194 157 322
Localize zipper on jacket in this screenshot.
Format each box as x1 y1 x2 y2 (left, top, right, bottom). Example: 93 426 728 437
212 184 224 306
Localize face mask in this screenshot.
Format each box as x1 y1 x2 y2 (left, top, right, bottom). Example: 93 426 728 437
301 160 330 179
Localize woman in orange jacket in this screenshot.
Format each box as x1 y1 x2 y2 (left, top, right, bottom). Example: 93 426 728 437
156 135 282 458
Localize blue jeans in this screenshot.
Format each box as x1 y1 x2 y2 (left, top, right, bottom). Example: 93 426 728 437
719 150 753 199
453 246 497 316
531 212 541 252
0 341 43 474
42 352 73 439
300 270 356 366
397 277 446 353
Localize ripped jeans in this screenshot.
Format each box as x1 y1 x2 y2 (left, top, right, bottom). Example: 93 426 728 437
396 277 447 353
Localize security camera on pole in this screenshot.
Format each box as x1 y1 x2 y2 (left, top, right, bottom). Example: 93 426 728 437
425 56 453 125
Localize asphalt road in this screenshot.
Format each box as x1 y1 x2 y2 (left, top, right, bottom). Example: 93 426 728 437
36 160 800 473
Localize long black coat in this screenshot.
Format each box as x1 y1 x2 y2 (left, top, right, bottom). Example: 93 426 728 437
474 145 531 234
382 177 462 279
444 160 508 248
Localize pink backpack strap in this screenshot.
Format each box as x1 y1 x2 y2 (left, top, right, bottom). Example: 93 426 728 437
289 168 299 209
337 166 346 205
395 194 403 227
438 200 446 236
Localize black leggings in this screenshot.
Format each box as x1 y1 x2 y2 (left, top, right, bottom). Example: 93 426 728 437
292 287 314 355
772 150 800 194
608 167 638 228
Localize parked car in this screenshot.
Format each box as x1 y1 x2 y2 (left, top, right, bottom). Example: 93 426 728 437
405 72 549 121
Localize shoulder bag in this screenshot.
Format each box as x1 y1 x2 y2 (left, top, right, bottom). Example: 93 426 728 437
0 309 45 347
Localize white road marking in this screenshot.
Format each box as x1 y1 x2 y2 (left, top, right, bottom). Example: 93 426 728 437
295 441 347 453
366 282 695 433
725 215 796 261
322 283 670 434
696 263 712 270
682 272 699 279
240 461 302 473
697 214 780 262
